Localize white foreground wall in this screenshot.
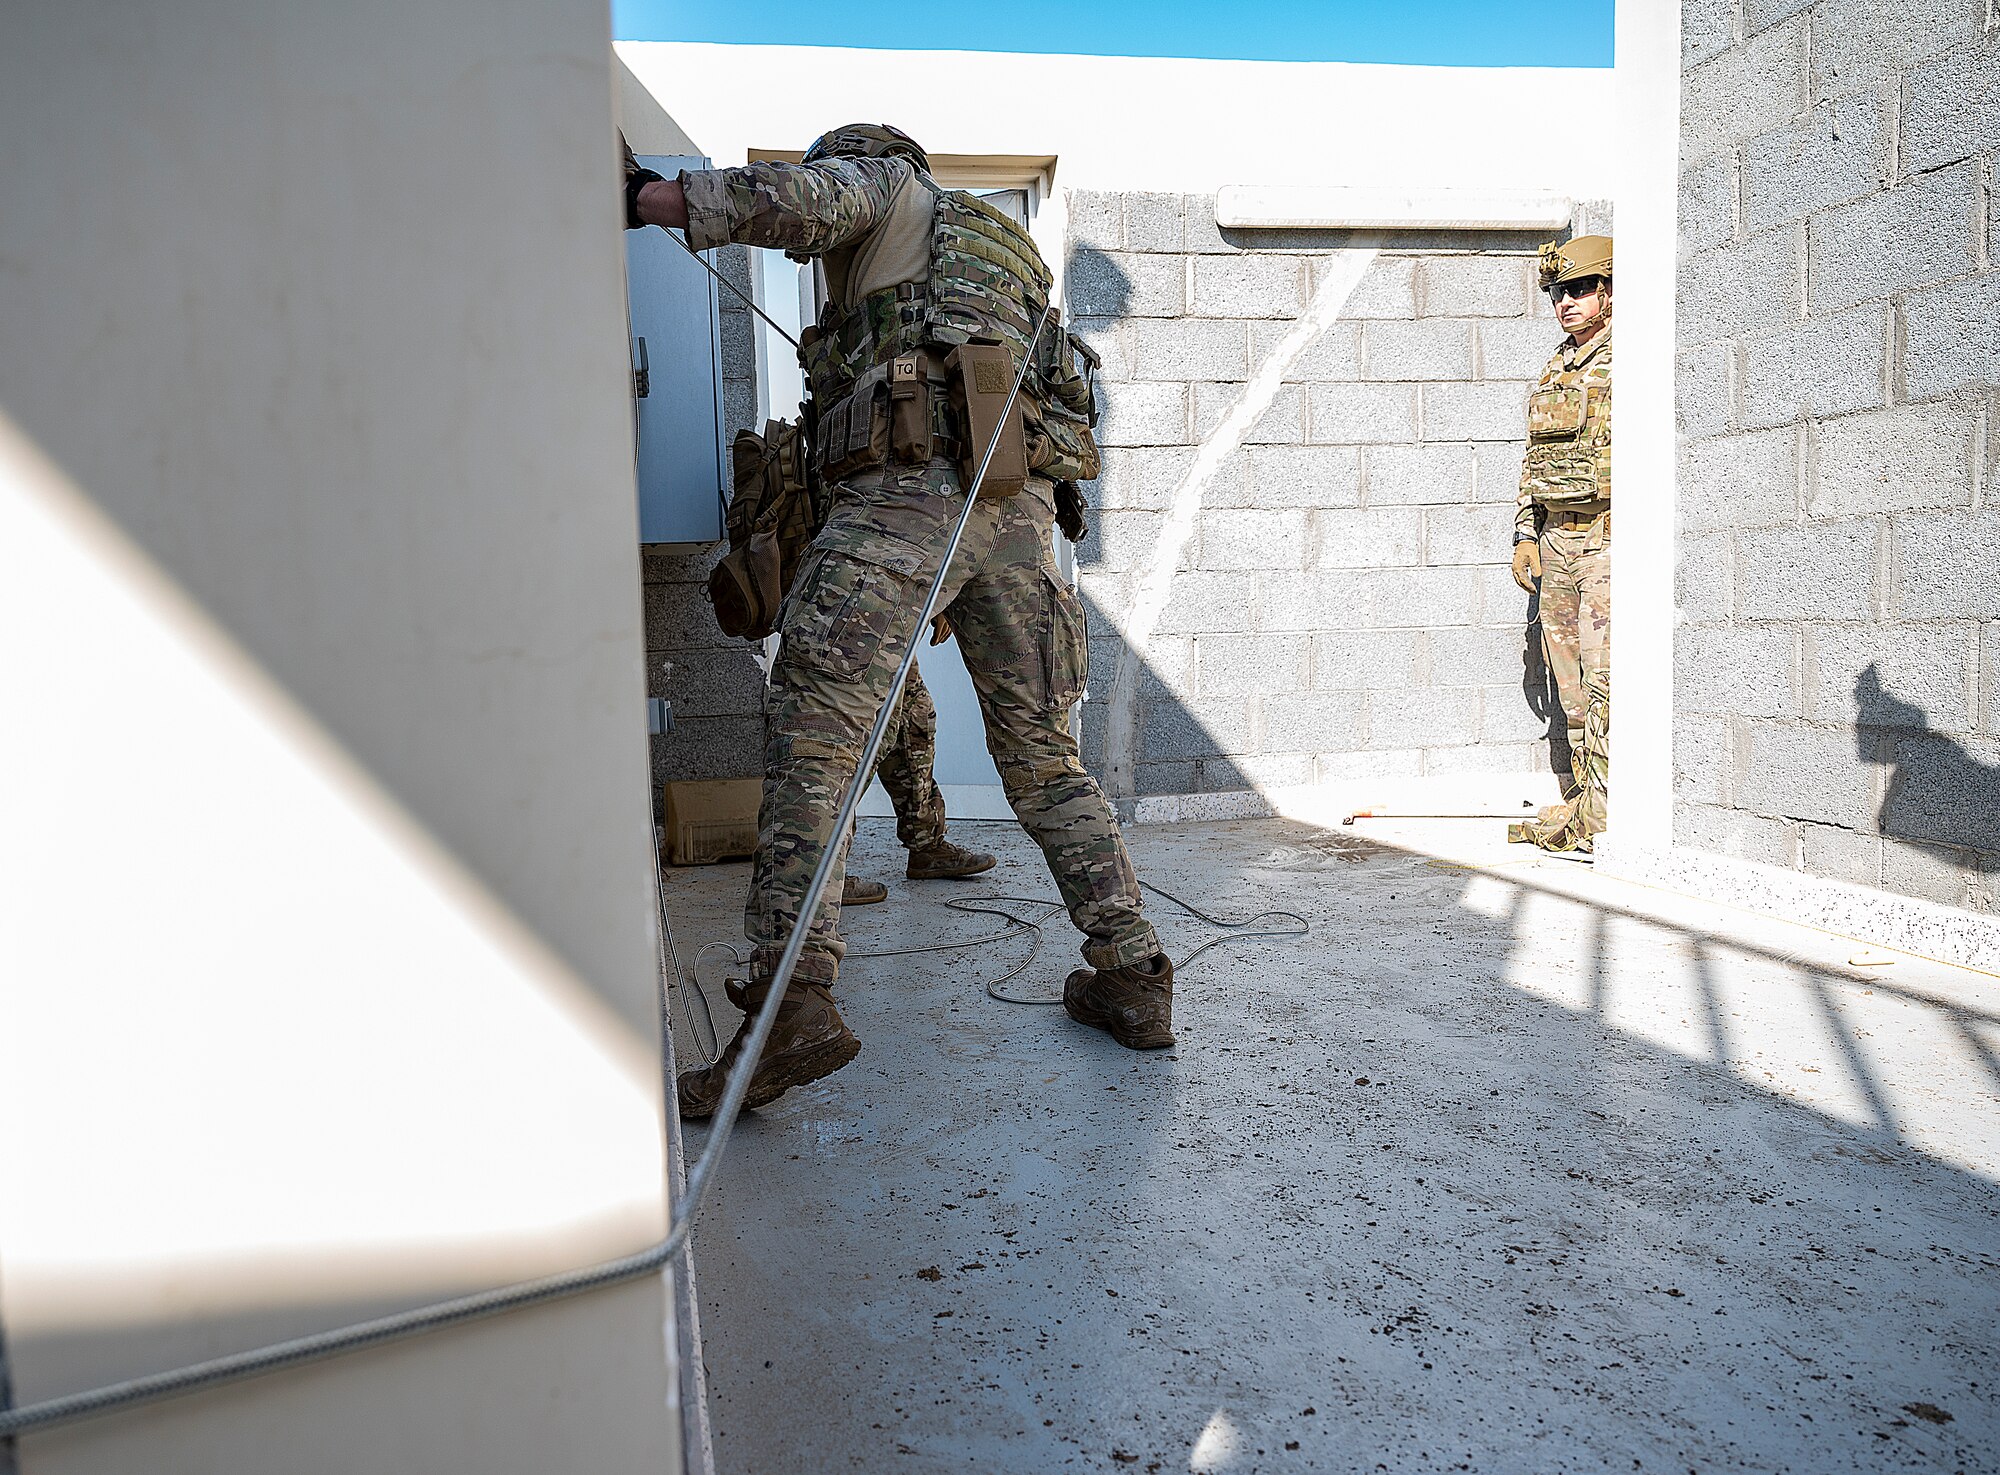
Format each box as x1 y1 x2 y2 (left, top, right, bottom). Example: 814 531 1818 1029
1 4 682 1472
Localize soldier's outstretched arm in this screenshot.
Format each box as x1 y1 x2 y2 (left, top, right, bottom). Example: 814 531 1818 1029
653 157 911 257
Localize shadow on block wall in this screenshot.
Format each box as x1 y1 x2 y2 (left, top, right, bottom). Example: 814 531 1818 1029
1857 664 2000 860
1066 235 1566 800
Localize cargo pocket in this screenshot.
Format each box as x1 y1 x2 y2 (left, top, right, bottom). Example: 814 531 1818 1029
1039 566 1087 712
780 536 930 682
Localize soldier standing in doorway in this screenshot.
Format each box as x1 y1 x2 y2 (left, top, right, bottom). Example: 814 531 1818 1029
626 125 1175 1116
1509 235 1611 854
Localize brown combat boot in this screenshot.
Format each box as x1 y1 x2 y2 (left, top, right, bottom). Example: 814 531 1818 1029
1063 952 1175 1050
905 836 997 880
841 875 888 906
676 977 860 1120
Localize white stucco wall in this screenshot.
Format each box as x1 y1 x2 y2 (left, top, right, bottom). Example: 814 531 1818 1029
622 42 1617 333
618 42 1617 197
2 4 681 1471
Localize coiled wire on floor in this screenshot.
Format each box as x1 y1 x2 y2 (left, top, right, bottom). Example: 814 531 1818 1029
670 877 1310 1066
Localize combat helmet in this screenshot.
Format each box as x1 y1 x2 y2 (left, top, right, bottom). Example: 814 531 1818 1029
1538 234 1613 291
802 123 930 173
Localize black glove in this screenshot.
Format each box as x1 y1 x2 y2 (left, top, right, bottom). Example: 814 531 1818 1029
1054 481 1089 544
621 132 664 230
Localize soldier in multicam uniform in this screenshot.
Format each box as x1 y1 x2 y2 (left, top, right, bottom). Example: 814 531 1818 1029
1509 234 1612 854
837 660 997 910
626 125 1175 1117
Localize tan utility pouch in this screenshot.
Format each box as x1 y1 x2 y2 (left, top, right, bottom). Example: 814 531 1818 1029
1527 384 1589 440
947 343 1030 497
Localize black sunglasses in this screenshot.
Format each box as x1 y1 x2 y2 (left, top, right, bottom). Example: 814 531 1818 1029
1548 276 1606 302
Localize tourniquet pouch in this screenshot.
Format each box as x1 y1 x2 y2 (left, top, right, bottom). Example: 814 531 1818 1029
888 353 934 464
946 343 1029 497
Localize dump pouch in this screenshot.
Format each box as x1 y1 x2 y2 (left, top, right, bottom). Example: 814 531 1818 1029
709 525 783 640
710 417 826 641
946 343 1029 498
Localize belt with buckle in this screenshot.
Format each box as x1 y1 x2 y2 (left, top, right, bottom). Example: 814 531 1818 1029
1546 503 1609 526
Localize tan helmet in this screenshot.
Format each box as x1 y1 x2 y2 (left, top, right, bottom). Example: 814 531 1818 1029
801 123 930 173
1538 234 1613 290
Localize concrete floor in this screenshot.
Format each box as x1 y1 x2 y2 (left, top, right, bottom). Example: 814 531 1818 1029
664 814 2000 1475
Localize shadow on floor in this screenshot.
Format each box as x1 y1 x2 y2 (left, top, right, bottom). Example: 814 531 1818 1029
678 813 2000 1475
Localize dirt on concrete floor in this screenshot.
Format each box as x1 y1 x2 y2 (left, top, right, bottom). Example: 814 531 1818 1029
664 813 2000 1475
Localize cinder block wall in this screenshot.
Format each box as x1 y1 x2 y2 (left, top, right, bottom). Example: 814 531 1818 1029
643 242 767 810
1674 0 1999 911
1067 191 1611 802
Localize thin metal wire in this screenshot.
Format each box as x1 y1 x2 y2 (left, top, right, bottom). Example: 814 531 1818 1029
682 879 1310 1009
662 228 803 350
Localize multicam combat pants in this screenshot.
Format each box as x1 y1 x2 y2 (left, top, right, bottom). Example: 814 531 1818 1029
1527 504 1610 848
746 459 1161 986
873 667 945 852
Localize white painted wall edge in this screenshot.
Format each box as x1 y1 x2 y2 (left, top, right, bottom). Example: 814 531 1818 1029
1595 840 2000 975
1606 0 1681 852
1216 186 1575 231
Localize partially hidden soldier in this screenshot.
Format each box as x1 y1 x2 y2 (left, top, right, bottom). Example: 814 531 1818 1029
626 124 1175 1117
838 652 1000 910
1508 235 1611 854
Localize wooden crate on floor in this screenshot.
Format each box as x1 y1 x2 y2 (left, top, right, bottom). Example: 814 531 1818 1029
662 778 760 865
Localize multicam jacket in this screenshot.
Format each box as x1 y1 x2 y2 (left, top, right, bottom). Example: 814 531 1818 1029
679 156 1099 484
1515 322 1612 541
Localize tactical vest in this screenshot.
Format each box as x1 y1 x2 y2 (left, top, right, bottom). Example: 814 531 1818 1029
798 183 1100 487
1520 326 1612 508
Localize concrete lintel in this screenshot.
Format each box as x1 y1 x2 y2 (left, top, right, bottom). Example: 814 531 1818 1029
1596 839 2000 975
1215 186 1575 232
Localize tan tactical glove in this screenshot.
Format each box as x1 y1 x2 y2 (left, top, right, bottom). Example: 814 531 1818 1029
928 614 954 646
1510 539 1541 592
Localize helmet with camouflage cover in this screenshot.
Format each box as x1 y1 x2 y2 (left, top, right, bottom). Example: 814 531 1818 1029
1538 234 1613 290
801 123 930 173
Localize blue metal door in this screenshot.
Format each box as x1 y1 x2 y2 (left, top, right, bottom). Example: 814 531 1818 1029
627 154 725 544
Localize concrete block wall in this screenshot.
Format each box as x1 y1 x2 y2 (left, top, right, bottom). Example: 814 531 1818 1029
1068 191 1603 800
643 242 768 807
1675 0 1999 913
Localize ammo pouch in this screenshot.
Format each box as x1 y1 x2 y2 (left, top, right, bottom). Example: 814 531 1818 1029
813 354 955 480
710 418 823 641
